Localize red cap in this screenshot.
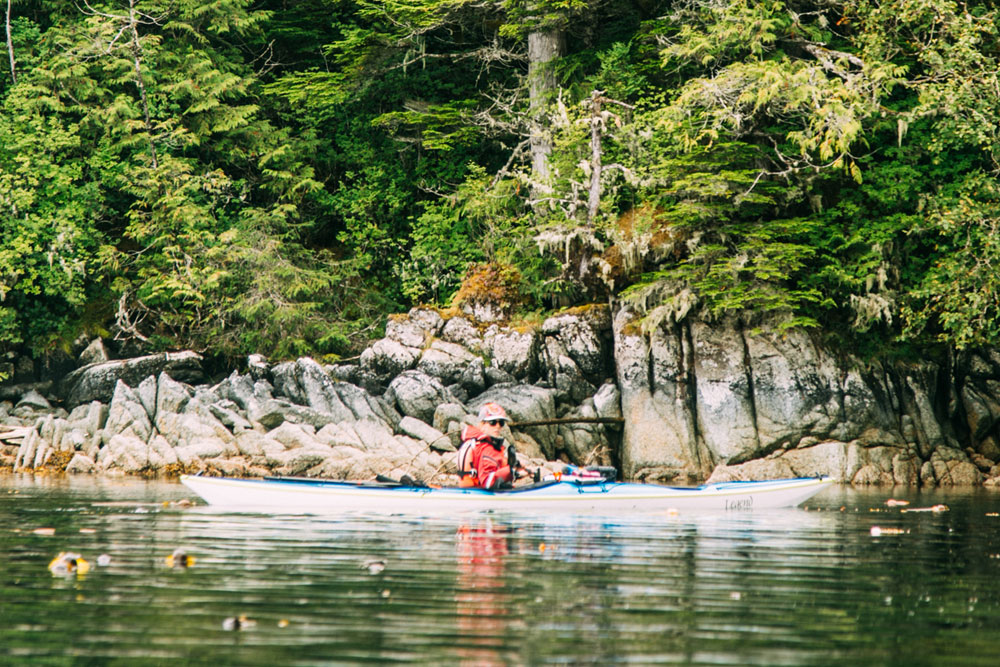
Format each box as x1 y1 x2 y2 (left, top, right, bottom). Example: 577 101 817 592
477 402 508 422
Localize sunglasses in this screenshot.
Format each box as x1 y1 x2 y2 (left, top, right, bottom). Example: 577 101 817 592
485 419 507 426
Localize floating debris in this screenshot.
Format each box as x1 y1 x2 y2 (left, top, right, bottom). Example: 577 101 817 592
901 504 949 513
97 554 112 567
361 559 386 575
885 499 910 507
222 615 256 631
277 619 290 628
986 513 999 517
165 548 195 568
32 527 56 536
870 526 909 536
49 552 91 576
79 528 97 534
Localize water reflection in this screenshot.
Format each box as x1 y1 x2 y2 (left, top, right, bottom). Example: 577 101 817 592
4 476 1000 665
455 519 511 666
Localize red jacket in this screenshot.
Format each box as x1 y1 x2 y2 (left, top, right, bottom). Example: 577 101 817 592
459 425 513 490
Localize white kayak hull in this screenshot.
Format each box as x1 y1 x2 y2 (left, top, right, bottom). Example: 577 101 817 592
179 475 833 514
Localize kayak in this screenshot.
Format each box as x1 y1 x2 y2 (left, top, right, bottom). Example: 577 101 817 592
179 474 833 514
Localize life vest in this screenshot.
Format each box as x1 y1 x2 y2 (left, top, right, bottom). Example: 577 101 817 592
457 438 477 487
457 424 511 489
457 438 476 475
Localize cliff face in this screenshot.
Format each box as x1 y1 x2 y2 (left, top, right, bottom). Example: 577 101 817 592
3 304 1000 485
612 309 988 485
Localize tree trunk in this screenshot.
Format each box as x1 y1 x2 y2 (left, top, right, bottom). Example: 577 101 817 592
127 0 157 168
5 0 15 85
586 90 605 223
527 27 563 200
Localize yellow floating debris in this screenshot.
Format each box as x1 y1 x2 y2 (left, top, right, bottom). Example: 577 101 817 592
277 619 290 628
165 548 195 568
49 552 91 576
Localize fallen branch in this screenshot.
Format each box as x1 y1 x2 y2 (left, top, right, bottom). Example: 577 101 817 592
512 417 623 427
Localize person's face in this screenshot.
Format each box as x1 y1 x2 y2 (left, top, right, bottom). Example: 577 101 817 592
482 418 506 435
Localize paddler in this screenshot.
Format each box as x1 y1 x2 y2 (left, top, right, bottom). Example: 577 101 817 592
456 403 527 489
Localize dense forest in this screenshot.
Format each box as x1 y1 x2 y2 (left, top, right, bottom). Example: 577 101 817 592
1 0 999 369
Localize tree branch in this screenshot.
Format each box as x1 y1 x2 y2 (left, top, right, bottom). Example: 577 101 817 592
489 138 529 190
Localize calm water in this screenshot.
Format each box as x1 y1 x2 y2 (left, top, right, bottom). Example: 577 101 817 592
3 475 1000 665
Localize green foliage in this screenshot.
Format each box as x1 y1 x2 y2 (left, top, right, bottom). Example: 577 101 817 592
661 0 791 66
399 198 483 304
500 0 590 37
901 172 1000 349
589 41 648 102
0 307 21 348
0 88 102 353
373 99 482 152
0 0 396 359
5 0 1000 364
622 211 822 329
611 0 1000 350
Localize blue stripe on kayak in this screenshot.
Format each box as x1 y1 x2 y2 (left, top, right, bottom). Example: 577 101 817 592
239 476 828 496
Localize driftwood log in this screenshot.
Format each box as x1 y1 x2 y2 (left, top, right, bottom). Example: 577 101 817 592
0 425 30 444
511 417 623 427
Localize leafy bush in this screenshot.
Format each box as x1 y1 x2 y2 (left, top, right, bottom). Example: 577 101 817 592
399 199 484 305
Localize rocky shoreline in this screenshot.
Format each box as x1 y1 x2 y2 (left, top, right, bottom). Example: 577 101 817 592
4 304 1000 487
0 352 570 485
